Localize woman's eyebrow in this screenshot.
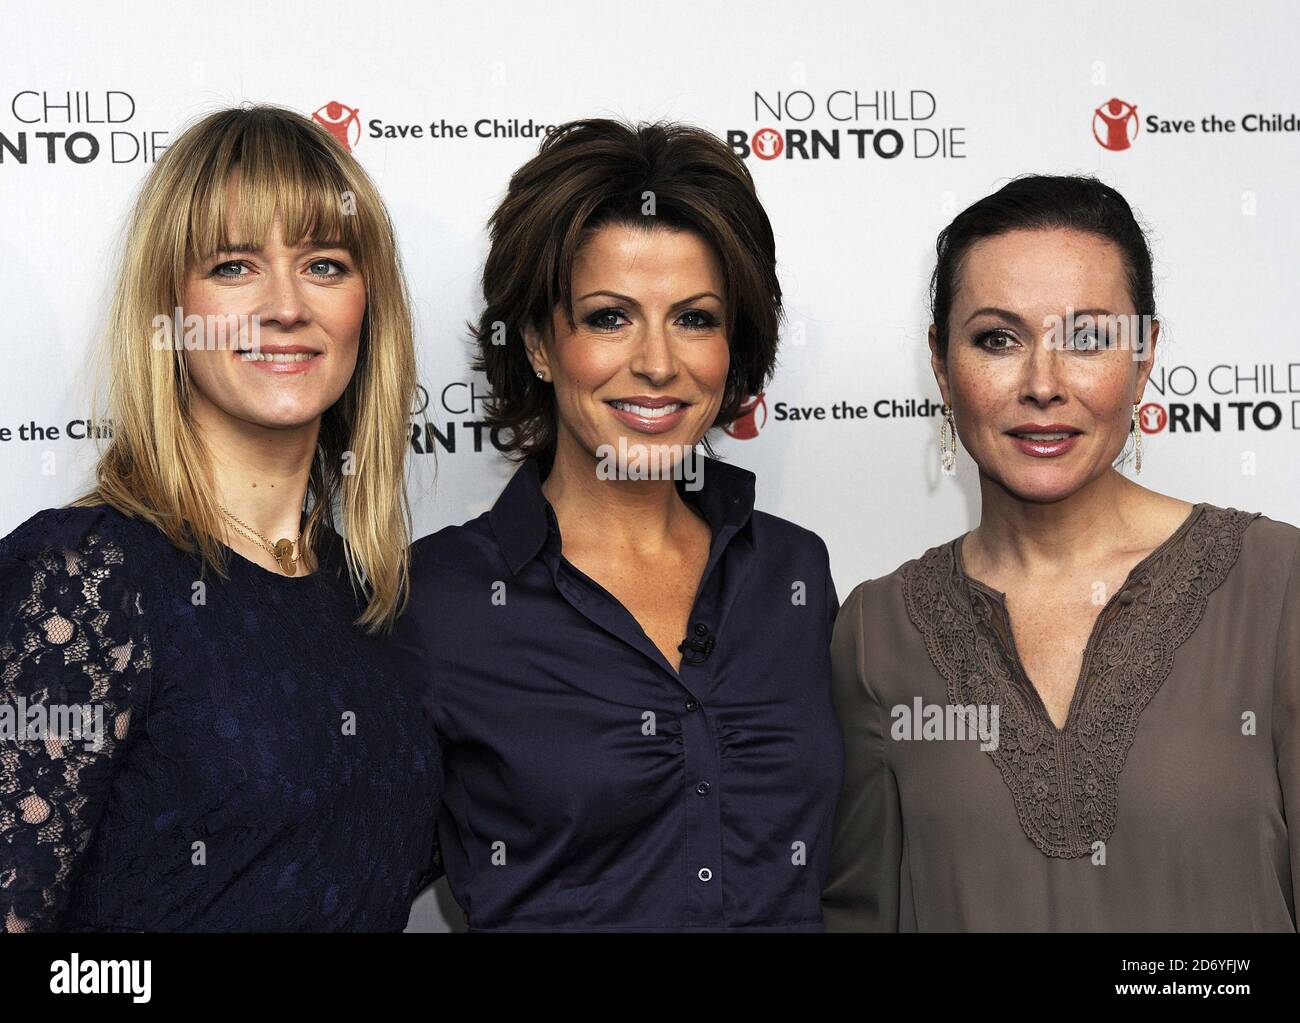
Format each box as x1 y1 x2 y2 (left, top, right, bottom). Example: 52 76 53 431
574 290 723 309
964 306 1029 329
670 291 723 309
1065 307 1118 320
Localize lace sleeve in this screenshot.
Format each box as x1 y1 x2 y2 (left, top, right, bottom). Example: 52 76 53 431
0 527 150 932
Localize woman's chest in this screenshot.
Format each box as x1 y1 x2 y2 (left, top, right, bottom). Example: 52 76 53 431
563 546 709 674
138 590 438 823
883 623 1282 855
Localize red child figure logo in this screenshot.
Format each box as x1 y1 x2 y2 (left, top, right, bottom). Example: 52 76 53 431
752 128 784 160
1139 403 1167 434
1093 98 1139 151
313 101 362 153
724 394 768 439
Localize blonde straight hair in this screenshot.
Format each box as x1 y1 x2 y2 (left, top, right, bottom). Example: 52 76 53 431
72 104 417 633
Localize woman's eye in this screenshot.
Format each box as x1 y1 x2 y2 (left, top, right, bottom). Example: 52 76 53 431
678 309 719 331
307 258 347 277
585 308 628 332
975 329 1016 351
211 260 249 279
1069 328 1114 352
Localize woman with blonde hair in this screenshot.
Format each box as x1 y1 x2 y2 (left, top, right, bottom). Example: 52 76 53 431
0 105 439 931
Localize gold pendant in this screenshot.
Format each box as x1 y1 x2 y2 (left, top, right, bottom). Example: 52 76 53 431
273 538 297 576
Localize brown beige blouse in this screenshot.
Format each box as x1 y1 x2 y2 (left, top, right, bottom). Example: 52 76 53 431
823 503 1300 931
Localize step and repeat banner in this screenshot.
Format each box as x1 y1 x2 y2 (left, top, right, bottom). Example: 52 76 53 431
2 1 1297 929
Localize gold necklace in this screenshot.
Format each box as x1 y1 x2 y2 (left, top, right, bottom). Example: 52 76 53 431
218 505 302 576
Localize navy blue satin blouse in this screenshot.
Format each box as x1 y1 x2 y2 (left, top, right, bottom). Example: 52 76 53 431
392 455 845 931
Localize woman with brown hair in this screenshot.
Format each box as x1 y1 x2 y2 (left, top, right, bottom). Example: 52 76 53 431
391 118 844 931
823 175 1300 931
0 105 439 931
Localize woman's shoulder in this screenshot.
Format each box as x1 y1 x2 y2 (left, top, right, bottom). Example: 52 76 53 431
748 509 832 565
0 502 160 644
0 502 178 602
1211 501 1300 583
1232 503 1300 550
0 502 154 562
405 514 503 603
835 533 962 637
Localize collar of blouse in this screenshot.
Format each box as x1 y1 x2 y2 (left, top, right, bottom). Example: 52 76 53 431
489 452 757 576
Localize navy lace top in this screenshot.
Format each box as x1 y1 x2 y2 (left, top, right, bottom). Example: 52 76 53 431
0 504 441 932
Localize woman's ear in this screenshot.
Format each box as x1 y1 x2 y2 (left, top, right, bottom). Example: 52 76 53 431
1134 317 1160 401
928 324 952 406
523 324 551 381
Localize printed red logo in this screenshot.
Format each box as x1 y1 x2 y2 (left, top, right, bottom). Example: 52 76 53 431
313 101 362 152
751 128 784 160
724 394 768 439
1093 97 1140 151
1138 402 1167 433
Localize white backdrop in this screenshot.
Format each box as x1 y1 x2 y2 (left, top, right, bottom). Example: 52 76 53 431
2 0 1297 930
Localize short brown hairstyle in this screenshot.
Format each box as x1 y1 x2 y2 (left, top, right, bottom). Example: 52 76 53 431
470 118 782 463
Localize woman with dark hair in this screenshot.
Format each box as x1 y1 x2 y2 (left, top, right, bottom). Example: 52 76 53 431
391 118 844 931
823 175 1299 931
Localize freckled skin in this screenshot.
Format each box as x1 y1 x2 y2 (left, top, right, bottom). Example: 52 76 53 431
525 224 731 672
932 227 1152 504
928 227 1192 728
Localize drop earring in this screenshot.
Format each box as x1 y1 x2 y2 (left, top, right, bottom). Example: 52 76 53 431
1132 402 1142 475
940 403 957 475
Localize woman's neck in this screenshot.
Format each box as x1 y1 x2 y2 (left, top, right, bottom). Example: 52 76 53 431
965 468 1151 579
540 438 699 557
191 394 319 545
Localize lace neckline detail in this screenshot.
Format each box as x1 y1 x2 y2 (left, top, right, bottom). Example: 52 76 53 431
900 502 1258 858
951 504 1205 735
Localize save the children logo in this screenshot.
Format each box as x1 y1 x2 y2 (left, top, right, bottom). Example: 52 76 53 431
1093 97 1139 151
313 101 362 152
1093 94 1300 149
1138 402 1167 434
724 394 769 439
751 128 784 160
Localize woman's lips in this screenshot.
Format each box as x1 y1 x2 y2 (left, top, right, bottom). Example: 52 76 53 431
1006 427 1081 458
234 348 322 374
606 399 690 435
